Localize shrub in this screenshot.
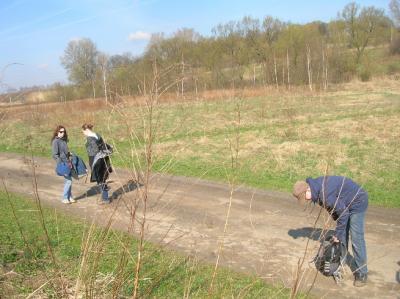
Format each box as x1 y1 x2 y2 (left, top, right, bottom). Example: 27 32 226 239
357 66 371 82
386 63 400 75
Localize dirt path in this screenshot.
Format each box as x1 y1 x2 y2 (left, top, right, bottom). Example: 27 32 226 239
1 152 399 298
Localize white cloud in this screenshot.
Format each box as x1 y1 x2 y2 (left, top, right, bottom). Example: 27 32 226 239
127 31 151 41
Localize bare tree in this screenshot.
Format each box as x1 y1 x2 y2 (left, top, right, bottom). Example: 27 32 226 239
262 16 285 46
306 45 313 91
390 0 400 28
322 46 328 90
61 38 99 98
273 52 278 89
98 53 109 104
341 3 390 64
286 49 290 90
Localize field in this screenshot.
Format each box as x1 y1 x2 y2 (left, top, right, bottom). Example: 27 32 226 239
0 191 291 298
0 79 399 207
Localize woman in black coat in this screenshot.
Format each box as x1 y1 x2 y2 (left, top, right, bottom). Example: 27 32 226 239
82 123 112 204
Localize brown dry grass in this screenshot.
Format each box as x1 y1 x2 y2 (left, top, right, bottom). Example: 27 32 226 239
2 76 398 119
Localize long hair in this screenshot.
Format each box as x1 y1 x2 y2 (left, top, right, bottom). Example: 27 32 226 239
51 125 68 143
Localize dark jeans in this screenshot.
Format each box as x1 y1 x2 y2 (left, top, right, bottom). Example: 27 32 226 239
343 211 368 275
100 183 109 202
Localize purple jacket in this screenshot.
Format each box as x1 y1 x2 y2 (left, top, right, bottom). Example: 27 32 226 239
306 176 368 242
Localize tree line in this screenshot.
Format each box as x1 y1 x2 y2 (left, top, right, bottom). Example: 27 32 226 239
56 1 400 102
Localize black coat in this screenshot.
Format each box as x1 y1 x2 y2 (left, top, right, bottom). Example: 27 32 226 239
86 134 113 184
90 155 112 184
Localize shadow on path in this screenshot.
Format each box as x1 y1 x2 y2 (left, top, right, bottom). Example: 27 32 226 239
75 180 141 201
288 227 335 241
110 180 142 200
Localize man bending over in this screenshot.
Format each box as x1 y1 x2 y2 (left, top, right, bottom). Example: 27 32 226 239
293 176 368 287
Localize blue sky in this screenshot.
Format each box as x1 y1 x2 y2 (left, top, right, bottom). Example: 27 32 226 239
0 0 390 91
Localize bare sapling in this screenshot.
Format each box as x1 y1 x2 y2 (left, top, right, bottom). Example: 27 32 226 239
209 95 243 294
26 137 69 296
306 44 313 92
274 52 279 89
129 59 185 298
287 49 290 90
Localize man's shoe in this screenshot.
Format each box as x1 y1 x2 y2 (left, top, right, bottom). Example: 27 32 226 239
62 199 70 204
69 197 77 203
354 273 368 287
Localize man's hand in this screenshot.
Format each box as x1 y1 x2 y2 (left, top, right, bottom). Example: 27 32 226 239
331 236 340 243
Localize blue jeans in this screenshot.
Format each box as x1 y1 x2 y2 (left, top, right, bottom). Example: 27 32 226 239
63 175 72 200
344 211 368 275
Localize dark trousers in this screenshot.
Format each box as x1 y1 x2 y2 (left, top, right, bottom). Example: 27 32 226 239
100 182 109 201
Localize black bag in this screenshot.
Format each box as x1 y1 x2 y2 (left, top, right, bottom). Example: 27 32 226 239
314 236 343 282
96 137 113 154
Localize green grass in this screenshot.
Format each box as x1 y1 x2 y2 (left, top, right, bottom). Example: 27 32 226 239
0 87 399 207
0 191 292 298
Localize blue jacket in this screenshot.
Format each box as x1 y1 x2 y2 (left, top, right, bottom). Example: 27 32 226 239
71 154 88 177
306 176 368 242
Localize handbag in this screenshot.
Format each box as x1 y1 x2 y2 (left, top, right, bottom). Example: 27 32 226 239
56 161 72 177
